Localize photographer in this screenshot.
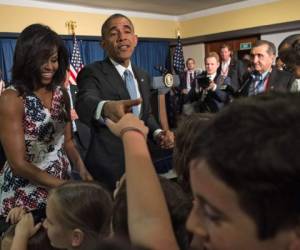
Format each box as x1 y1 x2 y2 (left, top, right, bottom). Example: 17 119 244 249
183 52 232 114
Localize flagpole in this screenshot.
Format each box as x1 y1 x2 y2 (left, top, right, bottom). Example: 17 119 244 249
65 20 77 36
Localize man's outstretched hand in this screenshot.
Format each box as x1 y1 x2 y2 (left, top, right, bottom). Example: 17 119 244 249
103 98 142 122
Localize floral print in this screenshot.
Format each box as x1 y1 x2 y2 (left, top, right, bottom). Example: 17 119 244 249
0 86 71 216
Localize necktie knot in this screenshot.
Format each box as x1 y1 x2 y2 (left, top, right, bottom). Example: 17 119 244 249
124 69 131 78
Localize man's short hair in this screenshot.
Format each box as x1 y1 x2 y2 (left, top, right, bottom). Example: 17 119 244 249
252 40 276 56
220 43 232 51
101 13 134 39
205 52 220 63
186 58 195 66
188 92 300 239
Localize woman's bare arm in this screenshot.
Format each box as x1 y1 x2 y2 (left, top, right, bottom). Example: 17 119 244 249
0 90 65 188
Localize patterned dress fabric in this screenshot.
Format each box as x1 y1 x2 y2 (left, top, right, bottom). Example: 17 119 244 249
0 86 71 216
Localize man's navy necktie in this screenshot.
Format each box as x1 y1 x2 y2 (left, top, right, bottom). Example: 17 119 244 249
124 69 139 116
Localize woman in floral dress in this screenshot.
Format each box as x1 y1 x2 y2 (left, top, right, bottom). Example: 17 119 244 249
0 23 92 217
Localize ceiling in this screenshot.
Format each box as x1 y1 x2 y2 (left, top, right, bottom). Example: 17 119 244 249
33 0 247 16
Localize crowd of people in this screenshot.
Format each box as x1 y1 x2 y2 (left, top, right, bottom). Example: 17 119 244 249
0 12 299 250
177 38 298 117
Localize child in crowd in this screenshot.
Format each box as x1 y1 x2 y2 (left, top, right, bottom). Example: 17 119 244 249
113 176 192 250
106 91 300 250
173 113 213 194
11 181 112 250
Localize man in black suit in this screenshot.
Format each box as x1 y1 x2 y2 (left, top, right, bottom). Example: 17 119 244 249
217 43 246 91
239 40 294 96
182 52 232 114
75 13 174 191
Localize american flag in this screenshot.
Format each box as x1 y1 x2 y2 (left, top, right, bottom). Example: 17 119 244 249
173 36 185 74
69 35 84 85
0 69 5 93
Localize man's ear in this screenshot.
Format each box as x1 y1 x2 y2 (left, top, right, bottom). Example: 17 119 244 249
133 34 138 48
71 228 84 247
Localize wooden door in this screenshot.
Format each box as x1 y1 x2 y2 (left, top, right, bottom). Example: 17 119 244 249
205 36 259 60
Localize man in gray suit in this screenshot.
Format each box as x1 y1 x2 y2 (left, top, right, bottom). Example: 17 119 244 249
76 13 174 190
240 40 294 96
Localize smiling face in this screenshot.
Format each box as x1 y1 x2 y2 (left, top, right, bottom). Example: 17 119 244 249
101 16 138 67
251 44 274 74
186 159 294 250
39 48 59 86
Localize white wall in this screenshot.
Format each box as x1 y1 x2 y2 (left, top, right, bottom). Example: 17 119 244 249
183 43 205 71
261 30 300 55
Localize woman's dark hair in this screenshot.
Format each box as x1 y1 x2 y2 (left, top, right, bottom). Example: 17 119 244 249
12 23 69 96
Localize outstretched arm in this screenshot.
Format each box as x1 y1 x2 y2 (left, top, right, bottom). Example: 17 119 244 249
106 114 179 250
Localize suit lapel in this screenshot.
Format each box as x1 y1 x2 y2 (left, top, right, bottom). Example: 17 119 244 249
268 67 277 91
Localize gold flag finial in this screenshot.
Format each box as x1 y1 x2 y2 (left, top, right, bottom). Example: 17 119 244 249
65 20 77 35
176 28 181 38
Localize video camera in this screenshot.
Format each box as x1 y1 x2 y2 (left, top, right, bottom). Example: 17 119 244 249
194 73 211 89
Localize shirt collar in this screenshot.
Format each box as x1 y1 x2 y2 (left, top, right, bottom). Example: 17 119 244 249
222 58 231 67
261 70 269 79
109 58 134 78
207 72 217 80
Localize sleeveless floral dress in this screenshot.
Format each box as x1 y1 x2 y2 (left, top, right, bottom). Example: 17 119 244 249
0 86 71 216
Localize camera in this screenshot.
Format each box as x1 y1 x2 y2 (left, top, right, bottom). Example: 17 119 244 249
195 73 211 89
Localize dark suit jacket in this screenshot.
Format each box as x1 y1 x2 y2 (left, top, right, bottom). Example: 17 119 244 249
69 84 91 158
179 70 201 90
239 67 295 96
184 71 231 112
75 58 160 190
217 58 246 91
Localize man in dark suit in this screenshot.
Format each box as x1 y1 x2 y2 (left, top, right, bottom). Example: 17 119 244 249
239 40 294 96
179 58 202 93
178 58 202 113
217 43 246 91
184 52 232 114
75 13 174 191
